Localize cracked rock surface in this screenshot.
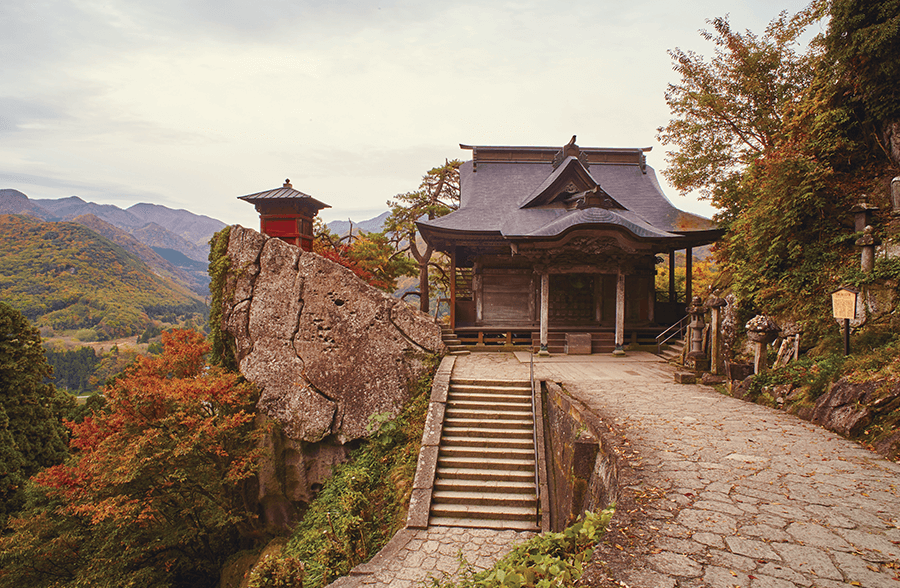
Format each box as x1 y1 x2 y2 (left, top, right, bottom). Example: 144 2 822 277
219 226 443 529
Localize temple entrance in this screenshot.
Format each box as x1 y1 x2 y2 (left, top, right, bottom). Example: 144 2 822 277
549 274 598 325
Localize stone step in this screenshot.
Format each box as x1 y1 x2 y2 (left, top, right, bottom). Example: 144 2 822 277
435 467 535 483
448 399 533 412
444 411 533 423
443 417 534 430
429 503 538 523
443 338 461 345
441 435 534 450
446 344 468 353
450 379 531 388
437 455 535 471
449 391 533 404
439 445 534 460
428 516 540 531
431 490 537 508
442 426 534 439
433 477 536 494
449 350 472 356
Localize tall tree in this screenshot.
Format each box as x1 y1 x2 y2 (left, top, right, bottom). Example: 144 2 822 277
384 160 462 313
657 3 825 216
0 302 68 523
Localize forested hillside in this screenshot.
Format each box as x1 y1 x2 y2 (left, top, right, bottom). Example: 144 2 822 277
0 214 206 341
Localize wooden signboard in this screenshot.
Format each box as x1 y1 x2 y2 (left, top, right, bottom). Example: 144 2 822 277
832 288 857 320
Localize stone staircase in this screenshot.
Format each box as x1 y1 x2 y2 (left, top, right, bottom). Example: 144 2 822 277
658 338 685 363
429 378 540 531
440 325 470 355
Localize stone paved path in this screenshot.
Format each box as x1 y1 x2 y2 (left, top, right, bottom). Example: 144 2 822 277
527 351 900 588
329 352 900 588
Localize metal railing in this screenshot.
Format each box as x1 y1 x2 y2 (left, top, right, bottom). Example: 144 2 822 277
656 314 690 356
530 352 540 518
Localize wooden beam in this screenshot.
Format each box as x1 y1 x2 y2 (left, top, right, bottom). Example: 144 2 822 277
686 247 693 303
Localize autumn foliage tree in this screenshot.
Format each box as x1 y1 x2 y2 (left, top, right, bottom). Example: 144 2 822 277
313 220 415 292
658 1 898 337
0 330 261 588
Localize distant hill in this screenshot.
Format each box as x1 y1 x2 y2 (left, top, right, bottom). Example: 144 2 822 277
127 203 226 247
0 189 53 219
3 191 223 263
0 214 206 341
327 211 390 237
71 214 210 295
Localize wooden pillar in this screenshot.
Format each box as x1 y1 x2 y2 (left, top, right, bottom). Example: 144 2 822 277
539 273 549 355
473 261 483 324
614 271 626 355
685 247 693 304
593 274 603 322
647 275 655 323
668 251 676 303
449 247 457 330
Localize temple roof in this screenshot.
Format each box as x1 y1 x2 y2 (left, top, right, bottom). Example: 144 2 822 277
418 140 721 249
238 179 331 211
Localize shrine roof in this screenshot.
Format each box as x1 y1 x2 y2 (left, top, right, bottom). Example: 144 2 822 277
238 179 331 210
418 141 719 247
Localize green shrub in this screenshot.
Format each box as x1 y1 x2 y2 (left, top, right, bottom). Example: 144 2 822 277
427 507 615 588
248 553 305 588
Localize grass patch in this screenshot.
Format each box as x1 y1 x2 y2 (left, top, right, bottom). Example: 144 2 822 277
280 354 438 587
425 507 614 588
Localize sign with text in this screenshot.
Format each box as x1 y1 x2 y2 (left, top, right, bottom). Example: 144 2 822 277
832 288 858 320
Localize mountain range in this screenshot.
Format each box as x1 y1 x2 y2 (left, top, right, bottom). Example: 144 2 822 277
0 189 226 295
0 214 206 341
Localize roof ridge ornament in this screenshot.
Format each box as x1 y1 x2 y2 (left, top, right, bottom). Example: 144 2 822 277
552 135 590 170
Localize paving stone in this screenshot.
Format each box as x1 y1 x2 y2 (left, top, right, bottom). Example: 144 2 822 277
677 508 738 534
832 551 900 588
738 524 792 542
648 551 703 577
756 562 813 587
785 522 853 552
836 528 900 559
694 499 747 516
704 565 752 587
771 543 843 580
708 548 759 571
620 568 677 588
749 573 801 588
725 537 782 561
656 536 707 555
693 532 726 548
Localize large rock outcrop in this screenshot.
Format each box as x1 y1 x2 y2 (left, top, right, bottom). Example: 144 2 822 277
219 226 443 530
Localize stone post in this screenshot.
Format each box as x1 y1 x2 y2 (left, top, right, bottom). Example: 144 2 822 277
746 315 779 374
855 225 880 272
539 272 549 356
685 295 707 370
706 294 727 375
613 271 626 355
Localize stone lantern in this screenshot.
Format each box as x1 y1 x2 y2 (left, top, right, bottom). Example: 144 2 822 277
746 315 779 374
685 295 708 371
855 225 881 272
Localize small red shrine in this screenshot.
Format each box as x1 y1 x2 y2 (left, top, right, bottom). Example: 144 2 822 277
238 179 330 251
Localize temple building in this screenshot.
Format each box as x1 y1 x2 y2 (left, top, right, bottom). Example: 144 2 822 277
238 179 330 252
416 138 722 353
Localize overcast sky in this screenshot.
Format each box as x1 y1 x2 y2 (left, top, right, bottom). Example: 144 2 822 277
1 0 820 228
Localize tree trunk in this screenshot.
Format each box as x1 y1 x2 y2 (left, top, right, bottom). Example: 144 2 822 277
418 261 429 314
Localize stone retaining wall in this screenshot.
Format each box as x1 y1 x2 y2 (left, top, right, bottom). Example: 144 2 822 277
542 381 618 531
